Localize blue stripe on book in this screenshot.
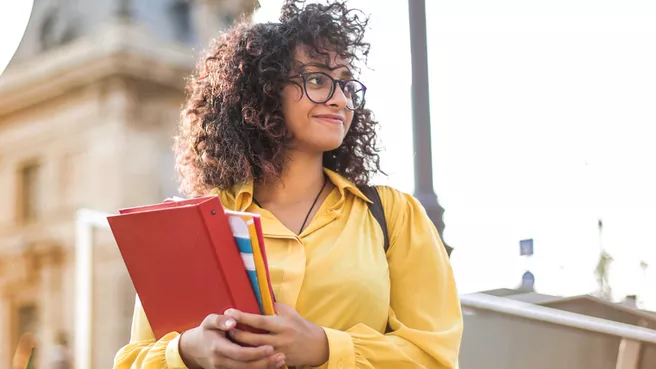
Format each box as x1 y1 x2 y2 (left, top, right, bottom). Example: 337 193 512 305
234 236 253 254
234 237 263 312
247 270 263 312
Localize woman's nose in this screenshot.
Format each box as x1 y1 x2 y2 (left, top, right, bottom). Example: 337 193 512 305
326 82 349 108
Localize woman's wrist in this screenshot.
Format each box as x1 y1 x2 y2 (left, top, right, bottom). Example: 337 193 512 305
307 324 329 367
178 329 202 369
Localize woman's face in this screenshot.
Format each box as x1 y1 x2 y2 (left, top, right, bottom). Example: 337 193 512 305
281 46 356 154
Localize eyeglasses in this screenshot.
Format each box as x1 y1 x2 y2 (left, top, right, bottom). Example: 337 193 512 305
293 72 367 110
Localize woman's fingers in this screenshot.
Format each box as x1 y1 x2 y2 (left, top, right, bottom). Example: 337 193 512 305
214 353 286 369
212 338 274 362
201 313 238 332
229 328 275 348
224 309 282 332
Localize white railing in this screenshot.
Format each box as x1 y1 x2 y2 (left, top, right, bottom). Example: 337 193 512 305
460 293 656 344
74 208 112 369
461 292 656 369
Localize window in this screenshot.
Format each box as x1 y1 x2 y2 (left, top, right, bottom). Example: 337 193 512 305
222 13 235 28
39 11 58 51
170 0 193 43
18 162 42 223
17 304 38 338
12 304 39 368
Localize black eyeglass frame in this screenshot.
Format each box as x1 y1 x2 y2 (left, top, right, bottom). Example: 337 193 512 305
292 72 367 111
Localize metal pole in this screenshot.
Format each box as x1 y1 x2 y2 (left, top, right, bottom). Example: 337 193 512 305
408 0 452 255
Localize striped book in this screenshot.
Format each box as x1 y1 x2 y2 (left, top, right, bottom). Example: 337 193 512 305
228 212 276 316
227 214 264 313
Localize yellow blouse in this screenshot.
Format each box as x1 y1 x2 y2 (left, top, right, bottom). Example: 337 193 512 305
113 169 463 369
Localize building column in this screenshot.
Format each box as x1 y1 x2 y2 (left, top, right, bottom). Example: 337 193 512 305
0 253 39 369
0 288 11 369
38 248 63 359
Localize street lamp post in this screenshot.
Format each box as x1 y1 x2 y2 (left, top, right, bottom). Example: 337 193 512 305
408 0 452 256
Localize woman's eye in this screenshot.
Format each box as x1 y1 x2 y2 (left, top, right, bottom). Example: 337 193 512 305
307 76 325 85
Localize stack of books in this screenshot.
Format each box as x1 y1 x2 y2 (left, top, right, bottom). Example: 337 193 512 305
107 195 277 338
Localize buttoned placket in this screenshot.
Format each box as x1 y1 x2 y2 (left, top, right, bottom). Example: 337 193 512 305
252 188 343 309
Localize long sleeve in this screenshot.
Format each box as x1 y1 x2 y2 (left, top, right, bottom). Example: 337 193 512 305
314 187 463 369
113 295 189 369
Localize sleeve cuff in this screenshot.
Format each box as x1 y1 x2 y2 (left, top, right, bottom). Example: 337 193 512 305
165 334 189 369
320 327 356 369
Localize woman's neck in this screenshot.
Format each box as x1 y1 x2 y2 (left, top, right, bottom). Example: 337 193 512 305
253 150 326 206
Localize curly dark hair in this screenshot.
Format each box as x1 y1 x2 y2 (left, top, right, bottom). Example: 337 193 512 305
174 0 383 196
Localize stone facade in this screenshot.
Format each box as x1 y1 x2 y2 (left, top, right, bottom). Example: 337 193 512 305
0 1 256 367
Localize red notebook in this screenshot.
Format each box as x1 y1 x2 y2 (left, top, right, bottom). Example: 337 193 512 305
107 196 262 339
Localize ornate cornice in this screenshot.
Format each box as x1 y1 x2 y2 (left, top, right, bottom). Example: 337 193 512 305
0 238 64 292
0 21 195 117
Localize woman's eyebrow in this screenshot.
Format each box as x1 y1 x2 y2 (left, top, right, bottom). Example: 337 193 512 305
299 62 331 71
339 69 353 79
299 62 353 78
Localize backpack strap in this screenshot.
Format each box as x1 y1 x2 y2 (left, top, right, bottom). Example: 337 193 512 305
358 185 393 334
357 185 390 253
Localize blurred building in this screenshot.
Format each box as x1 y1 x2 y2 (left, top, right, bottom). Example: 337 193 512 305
0 0 257 368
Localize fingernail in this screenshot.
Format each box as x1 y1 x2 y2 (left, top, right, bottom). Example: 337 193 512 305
224 319 235 329
224 309 236 316
275 353 285 362
265 345 274 354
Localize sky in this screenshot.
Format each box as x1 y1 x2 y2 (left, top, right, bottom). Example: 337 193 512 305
0 2 33 75
254 0 656 309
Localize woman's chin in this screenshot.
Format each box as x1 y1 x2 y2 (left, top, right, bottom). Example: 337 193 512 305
316 139 345 153
291 139 344 155
290 133 343 152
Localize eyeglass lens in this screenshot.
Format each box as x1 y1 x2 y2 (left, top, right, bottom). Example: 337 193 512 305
303 72 365 109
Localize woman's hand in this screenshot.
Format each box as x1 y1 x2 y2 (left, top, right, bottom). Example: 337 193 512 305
179 313 286 369
225 303 329 367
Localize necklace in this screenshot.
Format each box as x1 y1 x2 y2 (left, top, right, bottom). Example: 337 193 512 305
252 175 328 234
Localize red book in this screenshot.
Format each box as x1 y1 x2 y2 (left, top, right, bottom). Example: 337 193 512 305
107 196 261 339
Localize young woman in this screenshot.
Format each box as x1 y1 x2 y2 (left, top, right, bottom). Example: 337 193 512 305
113 1 462 368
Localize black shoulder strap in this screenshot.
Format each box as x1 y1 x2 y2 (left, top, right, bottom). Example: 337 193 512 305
357 185 390 253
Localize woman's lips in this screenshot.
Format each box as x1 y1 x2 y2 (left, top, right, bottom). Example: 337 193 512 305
313 114 344 124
